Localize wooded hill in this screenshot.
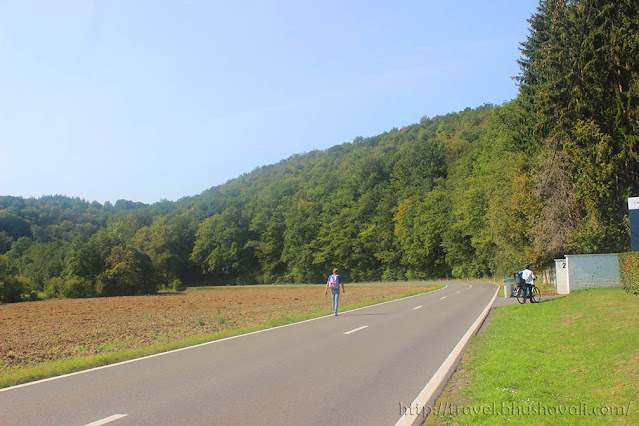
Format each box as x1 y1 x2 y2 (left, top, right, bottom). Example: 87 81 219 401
1 0 637 301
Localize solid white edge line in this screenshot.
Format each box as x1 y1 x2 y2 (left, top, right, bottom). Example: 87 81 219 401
343 325 368 335
85 414 128 426
1 284 449 393
395 283 499 426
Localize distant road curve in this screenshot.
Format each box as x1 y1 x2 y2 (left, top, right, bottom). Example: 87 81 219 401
1 281 498 426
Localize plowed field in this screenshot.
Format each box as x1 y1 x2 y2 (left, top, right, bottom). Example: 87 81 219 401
1 284 435 376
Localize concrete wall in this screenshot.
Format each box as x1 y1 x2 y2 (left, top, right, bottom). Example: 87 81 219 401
560 253 621 293
555 259 569 294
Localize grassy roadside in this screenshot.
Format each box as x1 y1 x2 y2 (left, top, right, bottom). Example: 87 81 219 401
425 288 638 425
0 284 442 389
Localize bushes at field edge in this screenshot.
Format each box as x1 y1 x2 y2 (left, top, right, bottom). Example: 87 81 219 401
618 252 639 295
172 278 186 291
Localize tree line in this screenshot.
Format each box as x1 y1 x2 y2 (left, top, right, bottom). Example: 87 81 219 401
1 0 637 302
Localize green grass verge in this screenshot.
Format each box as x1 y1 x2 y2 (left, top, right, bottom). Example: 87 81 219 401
426 288 638 425
0 285 443 389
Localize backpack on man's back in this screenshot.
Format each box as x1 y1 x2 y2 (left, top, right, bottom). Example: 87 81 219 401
328 274 341 289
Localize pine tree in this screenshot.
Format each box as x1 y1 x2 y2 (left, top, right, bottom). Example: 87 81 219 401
516 0 639 260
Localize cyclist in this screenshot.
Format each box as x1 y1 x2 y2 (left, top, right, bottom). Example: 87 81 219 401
521 264 535 303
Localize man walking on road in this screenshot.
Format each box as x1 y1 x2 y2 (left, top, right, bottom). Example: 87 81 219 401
325 268 345 316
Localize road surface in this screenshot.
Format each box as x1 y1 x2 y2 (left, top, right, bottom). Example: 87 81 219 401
0 281 498 425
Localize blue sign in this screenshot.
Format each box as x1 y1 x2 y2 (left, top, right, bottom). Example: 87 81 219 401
630 197 639 252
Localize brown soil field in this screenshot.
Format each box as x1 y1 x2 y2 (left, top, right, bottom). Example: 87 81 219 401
0 284 435 375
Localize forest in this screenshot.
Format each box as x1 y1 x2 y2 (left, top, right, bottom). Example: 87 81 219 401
1 0 638 302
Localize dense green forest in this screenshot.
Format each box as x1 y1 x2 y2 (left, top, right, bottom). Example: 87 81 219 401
1 0 638 302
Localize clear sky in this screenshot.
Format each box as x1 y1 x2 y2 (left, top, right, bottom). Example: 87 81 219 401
1 0 540 205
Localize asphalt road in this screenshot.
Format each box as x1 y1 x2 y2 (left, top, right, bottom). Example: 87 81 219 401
1 281 498 426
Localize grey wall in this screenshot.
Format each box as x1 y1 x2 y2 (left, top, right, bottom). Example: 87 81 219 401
563 253 621 292
555 259 569 294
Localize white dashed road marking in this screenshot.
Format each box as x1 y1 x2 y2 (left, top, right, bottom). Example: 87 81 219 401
343 326 368 335
85 414 128 426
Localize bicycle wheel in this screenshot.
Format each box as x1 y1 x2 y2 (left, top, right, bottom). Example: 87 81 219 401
531 286 541 303
516 287 526 304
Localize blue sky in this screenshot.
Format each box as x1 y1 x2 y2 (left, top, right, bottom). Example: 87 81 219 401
1 0 539 204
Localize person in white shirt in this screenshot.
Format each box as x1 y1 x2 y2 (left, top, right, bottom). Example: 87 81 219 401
521 264 535 303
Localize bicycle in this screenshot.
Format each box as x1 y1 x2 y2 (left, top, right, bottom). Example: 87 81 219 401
514 284 541 303
513 273 541 304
